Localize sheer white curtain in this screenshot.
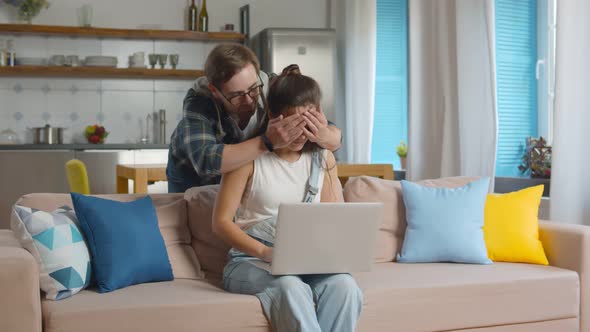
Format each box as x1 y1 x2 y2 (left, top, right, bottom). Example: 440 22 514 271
407 0 497 185
330 0 377 163
549 0 590 225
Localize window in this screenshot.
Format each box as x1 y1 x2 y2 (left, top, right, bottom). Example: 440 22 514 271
371 0 408 169
494 0 556 177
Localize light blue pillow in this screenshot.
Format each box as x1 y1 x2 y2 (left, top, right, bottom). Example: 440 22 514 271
397 178 492 264
11 205 91 300
71 193 173 293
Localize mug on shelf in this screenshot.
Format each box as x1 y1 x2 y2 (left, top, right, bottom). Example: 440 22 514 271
65 55 80 67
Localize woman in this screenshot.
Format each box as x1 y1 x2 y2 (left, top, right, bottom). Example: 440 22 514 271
212 64 363 332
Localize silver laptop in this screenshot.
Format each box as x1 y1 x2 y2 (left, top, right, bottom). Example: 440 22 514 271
250 202 383 275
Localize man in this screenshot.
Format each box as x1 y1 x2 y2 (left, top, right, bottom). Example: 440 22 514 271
167 44 342 193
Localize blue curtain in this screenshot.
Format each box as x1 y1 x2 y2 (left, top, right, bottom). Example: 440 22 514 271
495 0 538 177
371 0 408 169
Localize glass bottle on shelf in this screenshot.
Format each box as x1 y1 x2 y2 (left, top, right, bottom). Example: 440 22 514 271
198 0 209 32
0 40 6 67
6 40 15 67
188 0 198 31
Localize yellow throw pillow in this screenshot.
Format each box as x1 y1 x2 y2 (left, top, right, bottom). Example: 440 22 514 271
484 185 548 265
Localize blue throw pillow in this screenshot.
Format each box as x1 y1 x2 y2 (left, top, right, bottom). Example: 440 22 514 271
70 193 173 292
397 178 492 264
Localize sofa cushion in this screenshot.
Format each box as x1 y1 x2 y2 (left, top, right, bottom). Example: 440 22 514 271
397 178 492 264
15 193 203 280
11 205 91 300
184 185 230 286
485 185 549 265
40 262 579 332
343 176 479 262
41 279 270 332
353 262 579 332
70 194 173 293
343 177 404 263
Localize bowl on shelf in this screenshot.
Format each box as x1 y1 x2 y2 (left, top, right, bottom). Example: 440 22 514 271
15 57 48 66
0 129 19 144
83 56 118 67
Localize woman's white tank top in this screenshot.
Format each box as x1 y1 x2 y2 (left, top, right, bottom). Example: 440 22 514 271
235 150 325 230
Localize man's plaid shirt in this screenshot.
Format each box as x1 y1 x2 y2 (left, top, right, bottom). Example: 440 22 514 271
166 75 268 193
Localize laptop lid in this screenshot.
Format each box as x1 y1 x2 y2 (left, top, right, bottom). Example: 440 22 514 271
271 202 383 275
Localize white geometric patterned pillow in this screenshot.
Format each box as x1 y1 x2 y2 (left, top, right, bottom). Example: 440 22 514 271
11 205 92 300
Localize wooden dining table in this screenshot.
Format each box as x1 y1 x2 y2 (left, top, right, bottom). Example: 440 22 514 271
115 163 394 194
116 164 167 194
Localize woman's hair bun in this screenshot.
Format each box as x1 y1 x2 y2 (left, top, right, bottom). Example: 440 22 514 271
281 64 301 76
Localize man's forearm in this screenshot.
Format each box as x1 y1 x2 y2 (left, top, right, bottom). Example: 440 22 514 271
319 125 342 152
220 125 340 174
220 137 267 174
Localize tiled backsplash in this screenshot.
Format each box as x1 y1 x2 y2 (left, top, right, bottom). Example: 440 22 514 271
0 36 222 144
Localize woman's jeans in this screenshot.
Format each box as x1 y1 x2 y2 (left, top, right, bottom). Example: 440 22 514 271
222 240 363 332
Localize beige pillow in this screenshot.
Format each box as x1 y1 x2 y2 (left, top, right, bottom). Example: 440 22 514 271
343 177 404 262
184 185 230 286
153 196 204 280
343 176 480 262
14 193 204 280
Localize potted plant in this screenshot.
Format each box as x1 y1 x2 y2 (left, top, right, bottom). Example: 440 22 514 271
518 136 551 178
396 140 408 170
2 0 50 24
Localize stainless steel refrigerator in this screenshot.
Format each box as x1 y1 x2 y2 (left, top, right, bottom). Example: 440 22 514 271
250 28 337 122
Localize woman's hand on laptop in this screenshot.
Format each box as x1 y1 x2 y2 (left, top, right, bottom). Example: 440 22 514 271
261 246 273 263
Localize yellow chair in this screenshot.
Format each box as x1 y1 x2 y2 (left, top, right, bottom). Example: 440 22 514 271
65 159 90 195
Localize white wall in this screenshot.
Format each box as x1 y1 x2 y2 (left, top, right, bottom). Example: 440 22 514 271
0 0 328 36
0 0 328 144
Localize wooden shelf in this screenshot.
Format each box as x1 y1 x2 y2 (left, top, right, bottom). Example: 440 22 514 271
0 24 245 42
0 65 204 80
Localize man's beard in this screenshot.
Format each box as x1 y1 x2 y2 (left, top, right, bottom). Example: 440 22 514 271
235 102 257 127
238 101 256 114
238 102 256 116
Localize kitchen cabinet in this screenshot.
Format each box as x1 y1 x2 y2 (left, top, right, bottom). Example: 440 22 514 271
75 149 168 194
74 150 135 194
0 150 74 229
0 149 169 229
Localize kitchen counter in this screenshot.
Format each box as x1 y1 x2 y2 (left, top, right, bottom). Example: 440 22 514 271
0 144 169 150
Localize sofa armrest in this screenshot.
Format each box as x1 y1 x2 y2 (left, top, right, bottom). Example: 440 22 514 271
0 230 42 332
539 221 590 332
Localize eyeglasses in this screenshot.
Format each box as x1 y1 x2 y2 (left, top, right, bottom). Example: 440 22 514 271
218 83 264 106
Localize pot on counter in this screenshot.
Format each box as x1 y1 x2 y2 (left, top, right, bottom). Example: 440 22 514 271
30 124 66 144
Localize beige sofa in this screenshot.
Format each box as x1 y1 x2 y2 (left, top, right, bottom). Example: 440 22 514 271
0 176 588 332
